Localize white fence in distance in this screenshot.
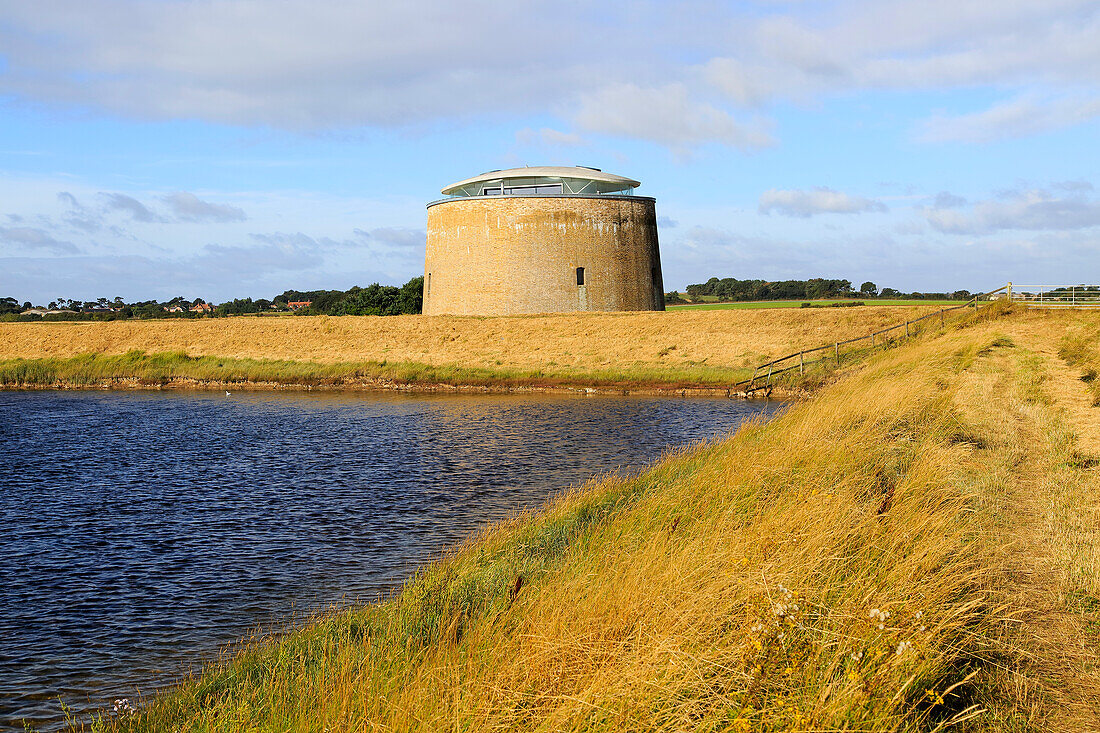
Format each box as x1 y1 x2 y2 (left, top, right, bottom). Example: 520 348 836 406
1007 284 1100 308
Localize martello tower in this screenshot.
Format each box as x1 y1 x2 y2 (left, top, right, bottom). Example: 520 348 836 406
423 166 664 315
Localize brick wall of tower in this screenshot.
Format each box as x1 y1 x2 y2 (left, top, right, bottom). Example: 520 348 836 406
423 196 664 315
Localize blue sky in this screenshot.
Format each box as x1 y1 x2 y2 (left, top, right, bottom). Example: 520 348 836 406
0 0 1098 304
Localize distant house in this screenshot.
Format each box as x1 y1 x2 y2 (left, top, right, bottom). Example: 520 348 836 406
21 308 77 316
287 300 312 311
189 302 214 313
166 305 185 313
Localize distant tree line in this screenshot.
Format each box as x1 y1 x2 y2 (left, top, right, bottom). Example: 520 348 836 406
273 276 423 316
682 277 975 302
0 297 26 315
0 275 424 321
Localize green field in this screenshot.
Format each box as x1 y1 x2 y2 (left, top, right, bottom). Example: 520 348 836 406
668 298 966 310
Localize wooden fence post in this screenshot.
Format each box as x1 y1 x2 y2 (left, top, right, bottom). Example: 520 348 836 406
940 309 944 327
799 351 804 375
905 321 910 337
834 342 839 364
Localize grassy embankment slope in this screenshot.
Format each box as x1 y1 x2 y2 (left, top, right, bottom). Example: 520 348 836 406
89 305 1100 731
0 307 940 391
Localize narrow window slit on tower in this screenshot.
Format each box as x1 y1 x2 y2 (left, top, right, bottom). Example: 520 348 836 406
576 267 585 286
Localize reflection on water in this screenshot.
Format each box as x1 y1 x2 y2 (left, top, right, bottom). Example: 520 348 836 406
0 390 781 729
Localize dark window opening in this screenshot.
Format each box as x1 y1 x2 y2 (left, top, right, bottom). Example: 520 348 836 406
576 267 585 286
426 272 431 296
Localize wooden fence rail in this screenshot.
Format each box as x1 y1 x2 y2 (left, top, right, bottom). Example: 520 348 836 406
737 284 1009 392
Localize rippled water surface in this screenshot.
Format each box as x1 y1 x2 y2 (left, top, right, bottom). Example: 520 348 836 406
0 390 781 729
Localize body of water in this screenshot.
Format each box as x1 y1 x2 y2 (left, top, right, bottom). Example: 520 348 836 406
0 390 780 729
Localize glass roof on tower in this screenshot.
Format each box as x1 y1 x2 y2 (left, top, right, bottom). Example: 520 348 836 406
440 166 640 198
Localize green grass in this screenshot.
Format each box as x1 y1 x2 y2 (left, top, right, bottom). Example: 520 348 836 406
0 350 757 391
669 299 966 311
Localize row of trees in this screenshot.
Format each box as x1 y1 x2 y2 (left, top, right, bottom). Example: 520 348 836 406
0 276 425 321
271 277 424 316
198 277 425 318
1 295 202 315
681 277 974 302
0 297 25 315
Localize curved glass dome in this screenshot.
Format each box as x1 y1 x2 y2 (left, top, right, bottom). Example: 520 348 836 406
441 166 640 198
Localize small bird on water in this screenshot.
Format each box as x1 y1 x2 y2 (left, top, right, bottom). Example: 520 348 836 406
225 390 231 396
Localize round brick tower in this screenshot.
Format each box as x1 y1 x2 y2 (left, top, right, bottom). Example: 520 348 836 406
423 166 664 315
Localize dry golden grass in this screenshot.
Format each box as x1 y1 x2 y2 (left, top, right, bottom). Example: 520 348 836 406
950 314 1100 730
75 305 1100 733
995 308 1100 453
0 307 941 375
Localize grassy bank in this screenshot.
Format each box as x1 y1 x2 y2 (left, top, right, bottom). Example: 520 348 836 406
0 306 951 393
0 308 942 378
78 306 1100 731
0 350 752 392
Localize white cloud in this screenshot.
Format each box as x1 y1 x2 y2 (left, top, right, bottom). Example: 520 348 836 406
0 1 639 129
759 187 887 217
353 227 425 251
101 193 164 223
515 128 587 148
57 191 104 232
0 244 323 304
573 84 774 152
0 0 1097 148
0 174 429 302
1053 180 1094 192
661 223 1099 294
703 2 1100 96
248 232 330 250
162 192 247 223
703 58 815 107
923 186 1100 234
246 228 424 257
0 226 80 254
919 94 1100 143
0 237 410 304
665 226 903 287
931 191 967 209
850 0 1100 88
704 1 1100 141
